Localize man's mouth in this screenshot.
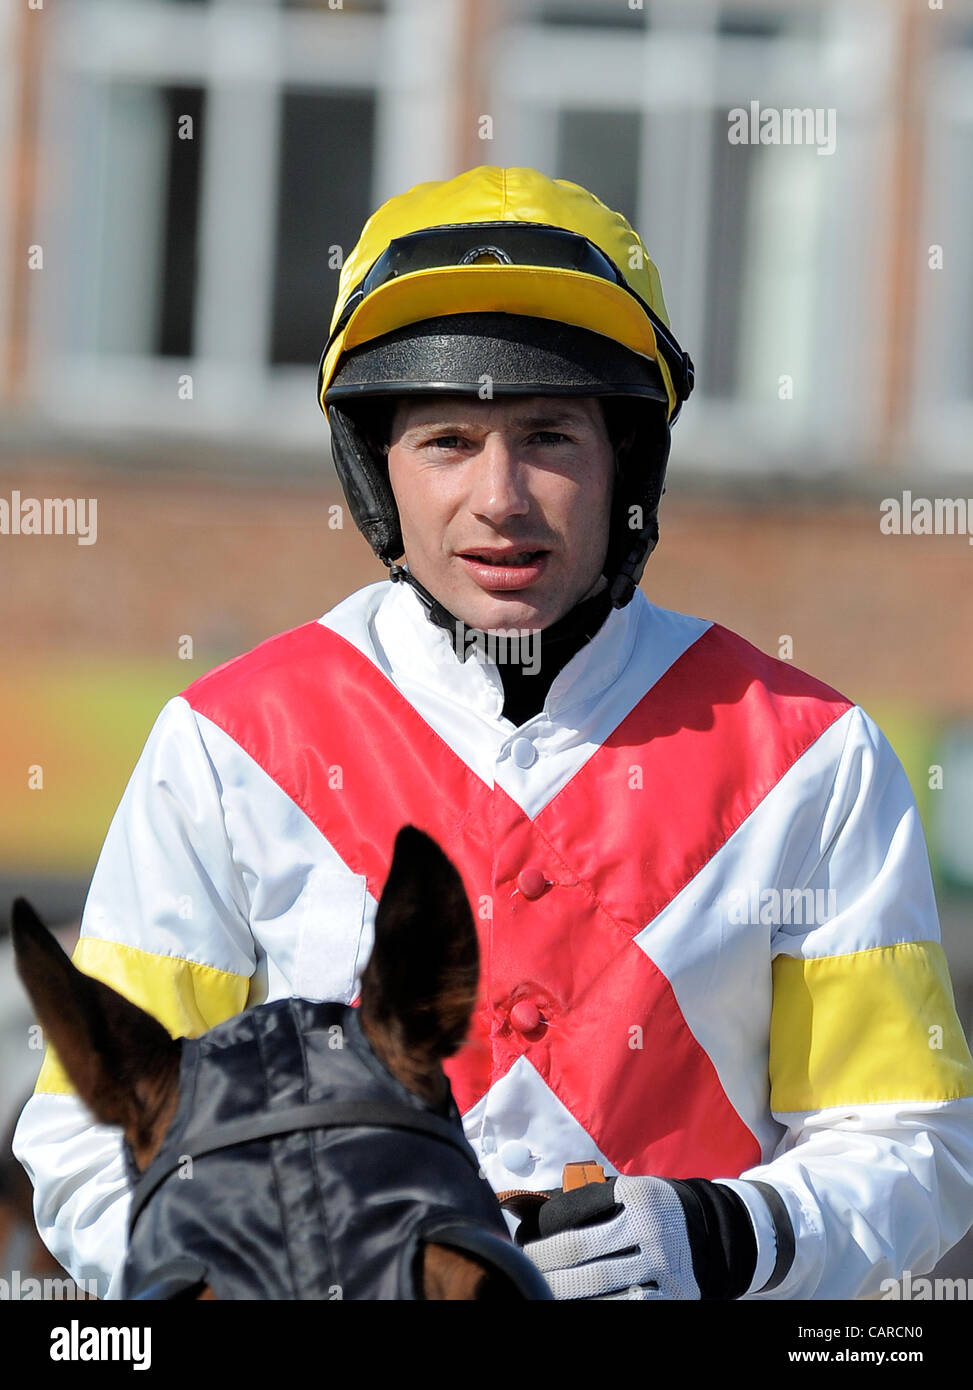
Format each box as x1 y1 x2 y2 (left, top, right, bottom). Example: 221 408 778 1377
460 549 547 567
456 548 551 590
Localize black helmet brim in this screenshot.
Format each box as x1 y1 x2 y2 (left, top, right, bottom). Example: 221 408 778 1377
323 313 670 407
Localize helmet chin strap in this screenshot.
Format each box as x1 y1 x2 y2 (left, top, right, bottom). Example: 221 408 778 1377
388 563 470 655
387 561 615 663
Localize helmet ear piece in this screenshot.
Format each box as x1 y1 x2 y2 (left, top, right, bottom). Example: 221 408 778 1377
603 402 671 609
328 405 403 564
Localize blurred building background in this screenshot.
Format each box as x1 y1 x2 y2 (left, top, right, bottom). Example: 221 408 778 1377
1 0 972 1287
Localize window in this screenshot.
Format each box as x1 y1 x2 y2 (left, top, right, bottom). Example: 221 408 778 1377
554 110 640 227
158 86 206 358
270 90 376 368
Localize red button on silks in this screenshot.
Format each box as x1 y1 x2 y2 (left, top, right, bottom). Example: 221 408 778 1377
517 867 548 900
510 1000 543 1034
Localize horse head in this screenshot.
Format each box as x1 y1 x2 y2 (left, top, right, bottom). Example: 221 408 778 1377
11 826 552 1300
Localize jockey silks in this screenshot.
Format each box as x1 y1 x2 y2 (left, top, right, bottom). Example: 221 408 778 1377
14 580 973 1298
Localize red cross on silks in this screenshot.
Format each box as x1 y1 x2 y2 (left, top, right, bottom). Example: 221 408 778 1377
183 619 851 1181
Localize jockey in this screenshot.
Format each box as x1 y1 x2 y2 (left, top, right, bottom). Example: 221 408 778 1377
13 166 973 1301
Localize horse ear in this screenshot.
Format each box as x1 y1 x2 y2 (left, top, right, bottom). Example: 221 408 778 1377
359 827 478 1098
10 898 181 1159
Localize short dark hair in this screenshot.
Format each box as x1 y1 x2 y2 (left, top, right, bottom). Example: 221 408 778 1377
598 398 640 455
341 398 396 455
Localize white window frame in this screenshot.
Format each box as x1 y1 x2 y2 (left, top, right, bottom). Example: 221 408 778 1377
488 0 900 474
26 0 459 457
911 33 973 475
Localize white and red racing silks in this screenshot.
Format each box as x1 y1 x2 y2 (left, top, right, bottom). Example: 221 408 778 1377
13 580 973 1298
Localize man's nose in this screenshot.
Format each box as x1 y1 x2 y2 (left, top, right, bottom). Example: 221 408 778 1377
468 433 531 523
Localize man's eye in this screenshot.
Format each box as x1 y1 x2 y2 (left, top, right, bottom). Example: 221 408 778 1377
418 431 571 450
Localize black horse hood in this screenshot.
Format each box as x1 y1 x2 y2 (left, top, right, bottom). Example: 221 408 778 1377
120 998 551 1300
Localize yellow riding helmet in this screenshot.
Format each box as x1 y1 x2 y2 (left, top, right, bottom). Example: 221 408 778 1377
319 165 692 424
317 166 694 610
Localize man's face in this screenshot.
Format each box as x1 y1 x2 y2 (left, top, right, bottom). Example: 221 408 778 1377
385 395 615 633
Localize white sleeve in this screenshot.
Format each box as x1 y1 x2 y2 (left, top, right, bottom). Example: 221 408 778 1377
726 707 973 1299
12 696 255 1299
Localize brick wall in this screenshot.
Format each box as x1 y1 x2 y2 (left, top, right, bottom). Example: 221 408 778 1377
2 458 969 715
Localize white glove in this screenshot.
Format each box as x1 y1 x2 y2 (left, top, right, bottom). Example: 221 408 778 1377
520 1173 769 1301
522 1175 700 1301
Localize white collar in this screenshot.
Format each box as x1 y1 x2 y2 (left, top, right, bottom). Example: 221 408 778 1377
372 578 641 725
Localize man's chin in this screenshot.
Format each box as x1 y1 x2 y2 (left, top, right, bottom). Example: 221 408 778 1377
450 586 575 634
406 564 598 632
450 572 609 634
